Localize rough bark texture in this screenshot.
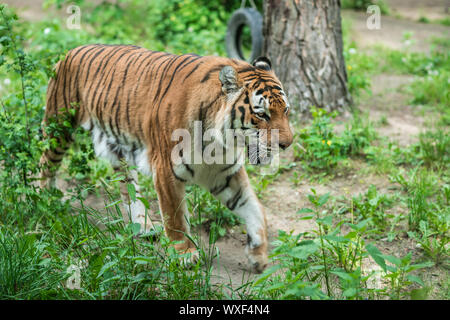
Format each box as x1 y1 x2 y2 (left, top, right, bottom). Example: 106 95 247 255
263 0 352 113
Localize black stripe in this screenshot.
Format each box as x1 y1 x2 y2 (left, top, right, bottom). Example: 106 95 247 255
226 188 243 211
124 52 145 130
238 106 246 126
152 55 181 160
238 197 248 208
90 46 126 124
238 66 256 74
177 55 203 74
82 46 107 85
71 45 101 107
153 55 181 104
230 105 236 129
109 49 141 136
156 55 198 106
219 162 237 173
211 174 233 195
183 62 202 81
63 46 90 114
141 53 172 85
132 51 162 102
184 164 194 177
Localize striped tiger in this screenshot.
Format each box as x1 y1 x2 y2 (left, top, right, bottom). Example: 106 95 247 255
39 44 293 272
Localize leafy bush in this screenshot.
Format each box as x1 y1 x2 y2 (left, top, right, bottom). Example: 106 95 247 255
352 185 394 230
294 107 377 173
295 107 344 172
413 127 450 169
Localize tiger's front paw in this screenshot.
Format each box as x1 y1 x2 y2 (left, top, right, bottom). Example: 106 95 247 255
248 252 268 273
246 245 268 273
173 243 199 267
181 247 200 266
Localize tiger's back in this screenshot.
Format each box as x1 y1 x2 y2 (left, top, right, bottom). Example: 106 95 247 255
45 45 250 169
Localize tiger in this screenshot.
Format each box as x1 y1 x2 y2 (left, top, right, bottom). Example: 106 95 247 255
39 44 293 273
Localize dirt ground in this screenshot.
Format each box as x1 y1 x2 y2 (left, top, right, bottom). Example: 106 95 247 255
6 0 448 296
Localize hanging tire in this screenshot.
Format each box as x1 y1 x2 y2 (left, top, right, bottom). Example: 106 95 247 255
225 8 263 62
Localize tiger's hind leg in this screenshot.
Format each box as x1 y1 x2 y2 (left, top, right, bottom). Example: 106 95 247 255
39 130 73 189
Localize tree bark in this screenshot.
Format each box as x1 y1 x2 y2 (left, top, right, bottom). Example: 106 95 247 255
263 0 352 114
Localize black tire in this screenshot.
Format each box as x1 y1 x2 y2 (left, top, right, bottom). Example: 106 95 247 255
225 8 263 62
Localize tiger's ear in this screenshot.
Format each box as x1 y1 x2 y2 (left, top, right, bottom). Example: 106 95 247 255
252 57 272 71
219 66 241 95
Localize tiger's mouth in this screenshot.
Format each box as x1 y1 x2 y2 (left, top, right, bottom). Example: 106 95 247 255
239 129 278 166
247 143 275 165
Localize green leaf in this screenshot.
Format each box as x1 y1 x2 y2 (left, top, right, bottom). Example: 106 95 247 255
97 261 117 278
254 264 283 286
323 235 350 243
297 208 314 214
410 287 429 300
317 215 333 227
382 254 402 267
137 196 150 209
133 256 153 265
407 275 424 286
407 261 434 272
130 222 141 235
318 193 330 206
105 200 122 208
288 241 319 259
127 183 136 202
343 287 357 297
266 282 286 292
331 270 354 281
299 215 315 220
366 244 387 272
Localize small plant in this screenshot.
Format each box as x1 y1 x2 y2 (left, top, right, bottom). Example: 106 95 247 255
187 185 242 242
413 126 450 169
256 189 380 299
408 221 449 266
341 112 377 157
294 108 377 175
352 185 394 231
366 244 433 299
294 107 343 173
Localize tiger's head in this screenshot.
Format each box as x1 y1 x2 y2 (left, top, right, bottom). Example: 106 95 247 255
219 57 293 164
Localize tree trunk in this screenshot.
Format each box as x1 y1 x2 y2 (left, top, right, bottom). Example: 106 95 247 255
263 0 352 114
